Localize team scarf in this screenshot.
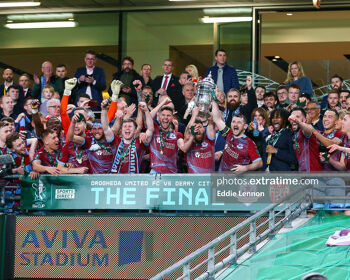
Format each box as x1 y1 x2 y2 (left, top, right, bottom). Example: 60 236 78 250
111 138 138 174
40 75 47 97
267 128 285 146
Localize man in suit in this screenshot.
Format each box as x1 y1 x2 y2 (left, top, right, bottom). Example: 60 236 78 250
151 59 185 118
19 74 31 98
206 49 239 94
31 61 64 100
109 56 142 106
0 69 25 101
74 50 106 109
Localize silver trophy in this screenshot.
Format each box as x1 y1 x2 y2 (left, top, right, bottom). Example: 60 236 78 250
195 72 216 117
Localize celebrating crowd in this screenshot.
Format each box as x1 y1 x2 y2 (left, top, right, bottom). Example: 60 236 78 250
0 49 349 210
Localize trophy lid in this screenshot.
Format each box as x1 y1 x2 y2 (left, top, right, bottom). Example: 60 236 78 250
199 71 216 88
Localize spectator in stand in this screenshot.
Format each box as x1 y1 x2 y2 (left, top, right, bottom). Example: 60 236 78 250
346 96 350 111
276 85 289 109
262 91 277 113
223 76 257 126
240 91 248 106
285 61 313 96
140 64 152 87
321 90 341 118
110 56 142 105
74 50 106 108
185 64 200 84
56 64 68 80
286 84 301 111
321 74 344 109
32 61 63 100
18 74 31 97
46 98 61 120
0 96 16 119
152 59 185 119
0 69 25 103
306 101 324 131
262 108 297 171
247 107 270 161
339 89 349 110
7 85 23 117
206 49 239 94
39 85 54 116
179 71 191 87
255 86 266 108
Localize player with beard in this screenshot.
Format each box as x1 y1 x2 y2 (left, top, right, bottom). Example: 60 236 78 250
57 113 91 173
150 103 193 174
212 100 262 173
224 82 257 126
262 108 297 171
288 108 322 172
6 132 39 179
0 121 13 156
183 107 216 173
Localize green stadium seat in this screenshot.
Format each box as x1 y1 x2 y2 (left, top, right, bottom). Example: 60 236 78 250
274 251 319 267
256 265 304 280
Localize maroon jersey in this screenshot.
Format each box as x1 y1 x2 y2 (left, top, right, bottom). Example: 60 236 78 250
186 135 215 173
294 130 322 172
58 140 91 172
33 146 62 170
150 121 183 174
219 129 261 172
85 136 117 174
320 129 343 171
110 136 147 174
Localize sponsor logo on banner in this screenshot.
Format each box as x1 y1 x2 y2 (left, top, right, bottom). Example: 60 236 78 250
55 189 75 199
32 179 47 208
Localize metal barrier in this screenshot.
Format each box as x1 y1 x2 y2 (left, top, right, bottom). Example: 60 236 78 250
150 186 312 280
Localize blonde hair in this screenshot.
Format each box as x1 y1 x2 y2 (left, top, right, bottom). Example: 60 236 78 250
43 85 55 94
185 64 199 80
216 89 227 108
284 61 306 84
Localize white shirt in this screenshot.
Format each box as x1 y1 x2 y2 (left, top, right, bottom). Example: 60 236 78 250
85 67 96 98
161 73 172 90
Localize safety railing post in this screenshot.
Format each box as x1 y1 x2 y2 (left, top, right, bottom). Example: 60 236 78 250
249 221 257 254
207 247 215 278
182 263 190 280
285 205 292 228
268 209 275 239
230 233 237 264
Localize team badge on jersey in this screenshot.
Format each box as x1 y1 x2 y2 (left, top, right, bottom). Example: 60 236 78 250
202 142 208 148
169 133 176 140
236 144 244 150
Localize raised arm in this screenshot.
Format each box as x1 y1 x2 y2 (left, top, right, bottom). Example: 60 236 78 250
31 100 45 138
138 102 154 144
312 128 341 147
211 100 225 131
177 134 195 153
108 80 123 122
101 99 115 142
150 96 172 119
27 138 38 161
61 78 77 136
67 113 85 145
